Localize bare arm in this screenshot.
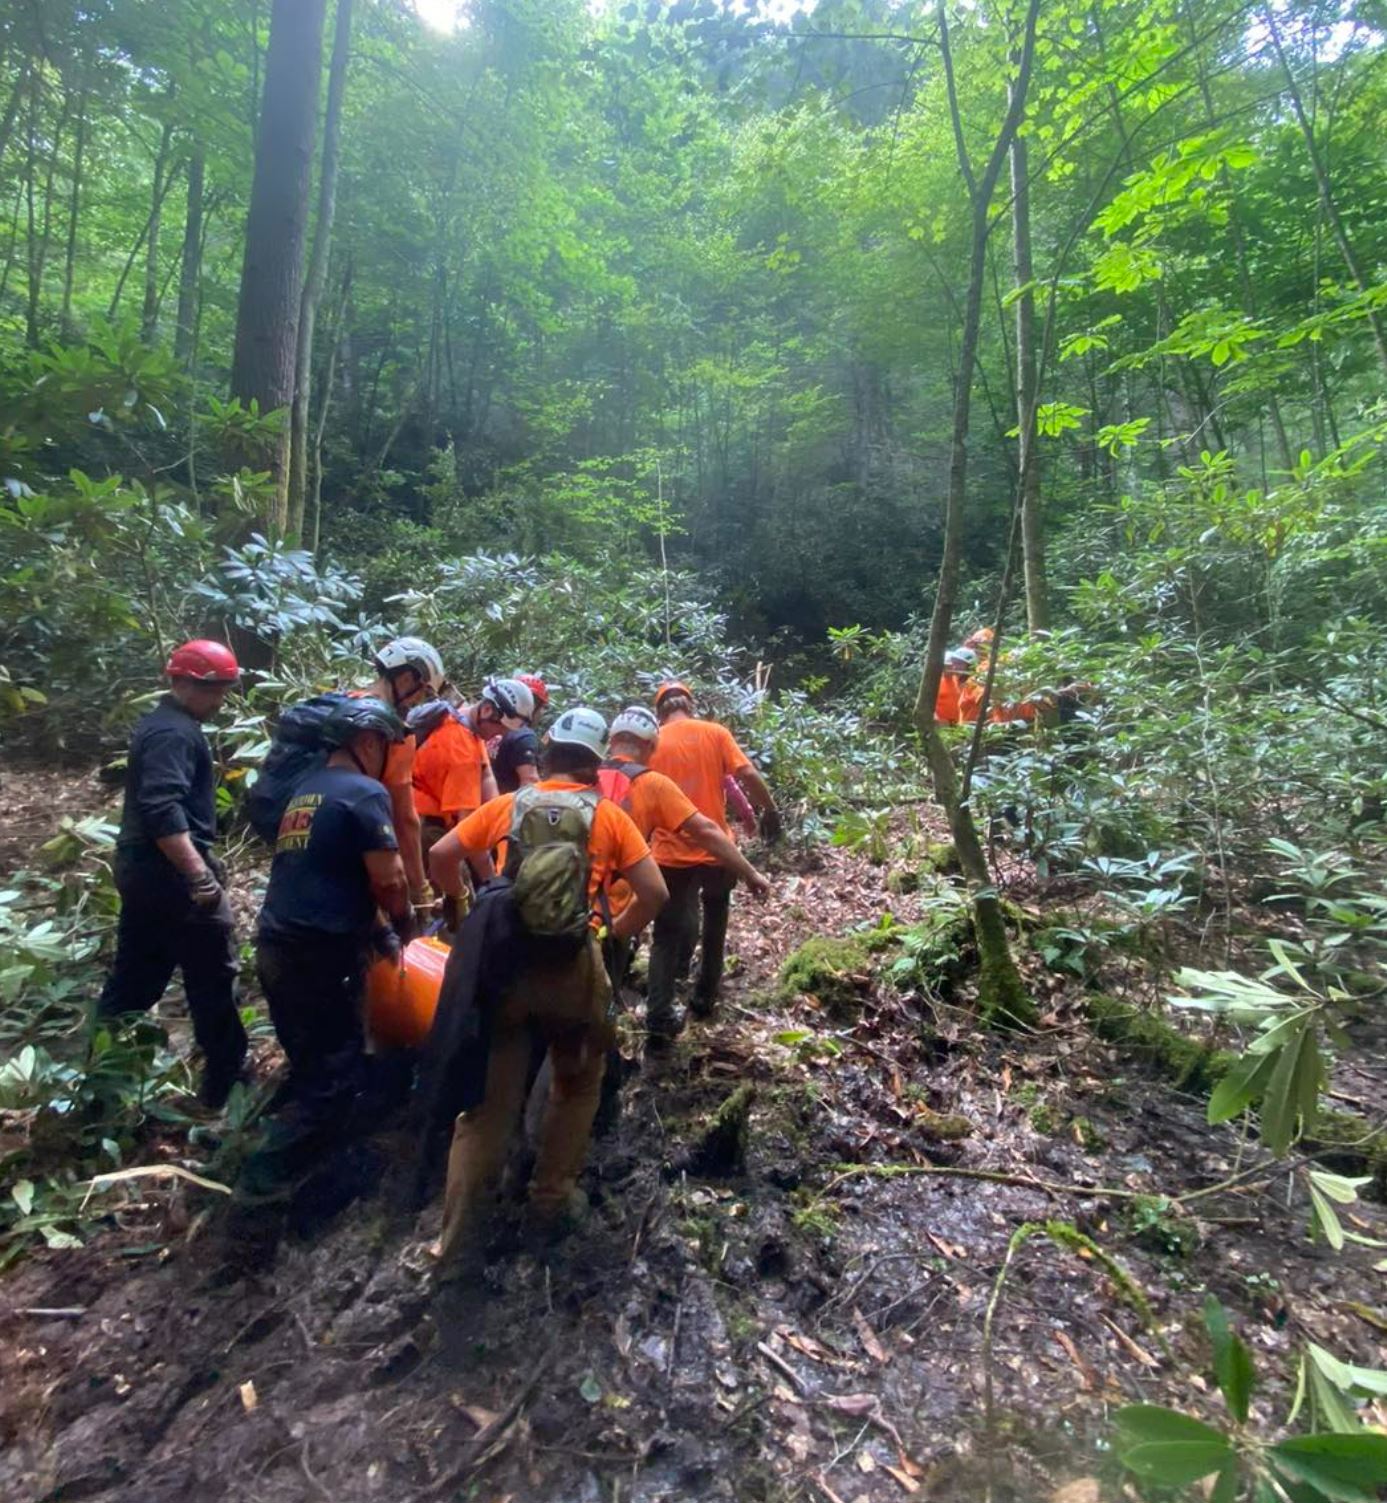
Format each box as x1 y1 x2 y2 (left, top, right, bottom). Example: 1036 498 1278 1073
428 826 467 896
364 848 411 927
514 763 539 788
732 762 775 813
610 855 667 941
680 813 770 898
155 831 209 880
480 766 499 803
388 780 428 897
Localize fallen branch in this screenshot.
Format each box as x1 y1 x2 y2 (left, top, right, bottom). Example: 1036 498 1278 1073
755 1339 808 1395
81 1163 232 1209
821 1162 1152 1201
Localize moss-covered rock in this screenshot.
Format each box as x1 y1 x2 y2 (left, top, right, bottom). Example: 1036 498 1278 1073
778 934 882 1016
921 840 961 875
916 1106 974 1141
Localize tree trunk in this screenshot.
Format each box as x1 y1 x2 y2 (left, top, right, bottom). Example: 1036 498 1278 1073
0 63 27 174
1262 6 1387 377
229 0 329 533
59 82 87 339
1008 96 1048 633
173 149 205 366
913 0 1040 1029
141 117 175 344
287 0 353 542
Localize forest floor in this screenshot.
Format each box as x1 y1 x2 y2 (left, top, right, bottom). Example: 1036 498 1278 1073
1 770 1384 1503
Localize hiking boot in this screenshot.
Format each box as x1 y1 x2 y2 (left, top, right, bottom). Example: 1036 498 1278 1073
520 1189 588 1252
688 987 719 1020
197 1061 250 1113
645 1007 685 1051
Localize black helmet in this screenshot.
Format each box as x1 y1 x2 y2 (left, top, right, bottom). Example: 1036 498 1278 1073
322 697 405 749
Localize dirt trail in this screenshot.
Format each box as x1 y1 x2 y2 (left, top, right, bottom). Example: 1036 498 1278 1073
1 797 1384 1501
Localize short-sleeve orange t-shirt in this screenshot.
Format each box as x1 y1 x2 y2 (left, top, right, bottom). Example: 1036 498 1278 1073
453 780 650 908
412 715 491 824
602 764 699 917
346 688 415 792
648 717 751 868
935 673 964 725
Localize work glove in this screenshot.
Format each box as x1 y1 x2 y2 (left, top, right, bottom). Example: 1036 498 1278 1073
186 866 223 910
372 925 403 965
758 806 783 843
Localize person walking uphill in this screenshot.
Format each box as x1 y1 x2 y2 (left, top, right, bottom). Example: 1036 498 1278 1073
96 640 247 1110
646 681 780 1039
426 707 668 1267
602 705 771 1042
235 698 413 1220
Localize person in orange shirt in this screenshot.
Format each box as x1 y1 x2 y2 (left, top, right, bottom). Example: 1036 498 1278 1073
408 700 498 857
645 680 780 1038
349 636 446 923
601 705 770 1043
935 647 978 725
427 708 667 1261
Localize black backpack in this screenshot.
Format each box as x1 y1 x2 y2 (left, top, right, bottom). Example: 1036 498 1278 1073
245 692 352 843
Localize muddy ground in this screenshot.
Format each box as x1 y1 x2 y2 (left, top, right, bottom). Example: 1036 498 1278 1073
1 774 1384 1503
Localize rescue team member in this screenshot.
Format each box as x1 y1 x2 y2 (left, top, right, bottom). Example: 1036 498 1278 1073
427 708 667 1263
235 698 413 1217
646 681 781 1033
354 637 447 924
603 705 771 1044
516 673 549 725
96 640 247 1110
474 677 540 794
935 647 977 725
408 699 497 856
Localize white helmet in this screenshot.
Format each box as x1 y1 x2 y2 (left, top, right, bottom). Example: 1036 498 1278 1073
482 677 536 723
547 706 608 758
374 636 445 692
610 705 659 746
945 647 978 672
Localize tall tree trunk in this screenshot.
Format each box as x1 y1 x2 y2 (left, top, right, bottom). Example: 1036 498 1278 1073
23 66 40 347
1262 6 1387 377
913 0 1041 1029
0 63 27 173
141 117 174 344
1008 89 1048 632
288 0 353 541
173 148 204 366
59 80 87 339
229 0 328 533
311 259 351 556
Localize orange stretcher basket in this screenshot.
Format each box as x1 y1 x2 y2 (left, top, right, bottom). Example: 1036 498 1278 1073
365 935 451 1050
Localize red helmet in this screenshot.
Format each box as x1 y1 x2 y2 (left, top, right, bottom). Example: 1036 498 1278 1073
516 672 549 708
165 639 241 684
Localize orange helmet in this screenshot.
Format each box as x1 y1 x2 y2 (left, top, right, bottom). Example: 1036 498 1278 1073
963 627 995 651
515 672 549 708
654 680 693 709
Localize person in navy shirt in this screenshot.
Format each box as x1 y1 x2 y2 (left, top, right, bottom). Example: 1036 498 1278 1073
238 698 414 1218
97 640 247 1110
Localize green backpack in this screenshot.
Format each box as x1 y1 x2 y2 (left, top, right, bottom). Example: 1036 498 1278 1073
504 786 600 945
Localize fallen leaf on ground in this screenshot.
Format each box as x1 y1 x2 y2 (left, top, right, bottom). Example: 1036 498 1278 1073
882 1462 920 1494
1053 1329 1097 1391
856 1450 877 1473
1099 1315 1159 1368
852 1307 889 1364
239 1380 257 1412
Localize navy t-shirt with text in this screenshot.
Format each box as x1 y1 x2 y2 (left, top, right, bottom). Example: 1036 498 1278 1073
258 765 398 942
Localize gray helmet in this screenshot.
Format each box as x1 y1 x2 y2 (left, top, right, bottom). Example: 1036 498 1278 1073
323 696 405 749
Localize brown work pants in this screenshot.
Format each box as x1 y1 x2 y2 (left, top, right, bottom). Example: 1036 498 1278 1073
437 934 612 1263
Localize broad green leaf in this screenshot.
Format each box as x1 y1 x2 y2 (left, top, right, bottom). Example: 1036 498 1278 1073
1308 1362 1364 1435
11 1179 34 1216
1308 1342 1387 1397
1209 1461 1240 1503
1309 1182 1345 1250
1119 1439 1236 1486
1260 1019 1311 1157
1306 1170 1371 1206
1204 1296 1255 1422
1271 1432 1387 1501
1208 1047 1277 1123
